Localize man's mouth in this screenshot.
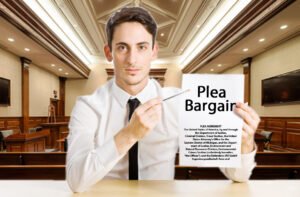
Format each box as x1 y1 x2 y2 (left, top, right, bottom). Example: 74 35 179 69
125 68 140 75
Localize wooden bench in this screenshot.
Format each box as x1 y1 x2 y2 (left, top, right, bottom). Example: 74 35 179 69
0 152 66 179
175 152 300 180
0 152 299 180
0 165 65 180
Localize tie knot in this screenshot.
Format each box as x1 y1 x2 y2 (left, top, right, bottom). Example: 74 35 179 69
128 98 140 120
128 98 140 110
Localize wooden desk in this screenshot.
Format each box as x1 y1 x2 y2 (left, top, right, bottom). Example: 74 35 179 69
0 180 299 197
4 130 50 152
40 122 68 149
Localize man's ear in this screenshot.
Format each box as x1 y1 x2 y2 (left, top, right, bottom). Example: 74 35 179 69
104 45 113 62
151 43 159 60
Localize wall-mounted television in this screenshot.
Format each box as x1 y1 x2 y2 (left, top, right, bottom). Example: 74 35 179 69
262 69 300 105
0 77 11 106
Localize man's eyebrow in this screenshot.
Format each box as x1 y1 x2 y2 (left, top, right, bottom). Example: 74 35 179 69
115 42 150 46
115 42 128 46
137 42 150 45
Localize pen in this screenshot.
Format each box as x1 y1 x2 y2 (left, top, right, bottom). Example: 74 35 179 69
163 89 190 101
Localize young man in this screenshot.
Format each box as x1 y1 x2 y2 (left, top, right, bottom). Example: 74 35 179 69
66 7 260 192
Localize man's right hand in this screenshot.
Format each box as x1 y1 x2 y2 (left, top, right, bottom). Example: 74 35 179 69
114 97 162 155
127 97 162 140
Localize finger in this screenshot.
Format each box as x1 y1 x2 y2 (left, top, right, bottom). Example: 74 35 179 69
235 107 257 131
135 97 162 115
242 123 255 138
137 104 161 124
236 102 260 122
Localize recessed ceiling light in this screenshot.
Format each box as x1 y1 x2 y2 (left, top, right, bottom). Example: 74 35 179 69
65 72 69 75
259 38 265 42
210 68 214 72
58 68 63 71
280 25 288 29
51 64 56 67
24 48 30 52
160 33 164 37
243 48 248 52
196 25 200 28
8 38 15 42
217 64 222 67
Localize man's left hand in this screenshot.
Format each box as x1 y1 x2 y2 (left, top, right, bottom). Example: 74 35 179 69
235 102 260 154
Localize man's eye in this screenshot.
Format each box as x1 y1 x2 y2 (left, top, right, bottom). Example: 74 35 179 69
118 45 127 51
139 45 147 50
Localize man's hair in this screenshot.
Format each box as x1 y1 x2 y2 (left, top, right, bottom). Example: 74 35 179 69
106 7 157 51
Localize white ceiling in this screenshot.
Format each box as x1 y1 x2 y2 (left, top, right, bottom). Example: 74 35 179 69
0 16 81 78
199 0 300 73
0 0 299 78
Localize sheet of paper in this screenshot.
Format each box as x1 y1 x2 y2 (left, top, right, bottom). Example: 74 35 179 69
179 74 244 167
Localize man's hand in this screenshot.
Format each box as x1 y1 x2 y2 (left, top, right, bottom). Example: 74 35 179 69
235 102 260 154
115 97 162 155
127 97 162 140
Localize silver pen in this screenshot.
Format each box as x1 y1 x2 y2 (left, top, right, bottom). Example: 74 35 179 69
163 89 190 102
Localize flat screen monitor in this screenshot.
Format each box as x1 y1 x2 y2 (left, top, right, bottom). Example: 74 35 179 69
262 69 300 105
0 77 11 105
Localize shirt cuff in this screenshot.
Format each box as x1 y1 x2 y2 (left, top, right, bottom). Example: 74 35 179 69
241 144 257 167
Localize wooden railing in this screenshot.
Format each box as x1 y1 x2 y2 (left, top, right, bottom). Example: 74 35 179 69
0 152 65 180
0 152 299 180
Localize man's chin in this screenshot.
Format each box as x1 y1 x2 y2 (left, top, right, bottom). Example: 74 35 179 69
125 76 148 86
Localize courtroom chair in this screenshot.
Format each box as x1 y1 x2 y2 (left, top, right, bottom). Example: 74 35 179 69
0 132 4 151
35 126 43 131
260 130 273 150
28 128 37 133
0 130 14 151
64 138 68 152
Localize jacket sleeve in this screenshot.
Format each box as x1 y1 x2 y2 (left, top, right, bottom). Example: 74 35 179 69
66 98 125 192
220 147 256 182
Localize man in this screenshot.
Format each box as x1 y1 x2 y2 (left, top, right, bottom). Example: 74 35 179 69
66 7 260 193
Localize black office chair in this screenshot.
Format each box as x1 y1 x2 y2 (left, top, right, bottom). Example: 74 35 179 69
260 130 273 150
0 131 4 151
64 138 68 152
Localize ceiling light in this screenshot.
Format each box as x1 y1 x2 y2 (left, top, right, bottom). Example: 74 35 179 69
180 48 184 51
280 25 288 30
196 25 200 28
210 68 214 72
160 33 164 37
259 38 265 42
243 48 248 52
217 64 222 67
51 64 56 67
65 72 69 75
24 0 91 66
24 48 30 52
8 38 15 42
58 68 63 71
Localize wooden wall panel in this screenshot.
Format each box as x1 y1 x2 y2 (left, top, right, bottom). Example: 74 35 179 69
0 121 5 130
260 117 300 152
0 117 69 131
286 121 300 150
0 117 21 132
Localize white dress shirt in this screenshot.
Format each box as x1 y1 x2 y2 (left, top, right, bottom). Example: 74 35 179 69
66 78 256 192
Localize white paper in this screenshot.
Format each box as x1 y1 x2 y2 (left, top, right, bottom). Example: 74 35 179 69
179 74 244 167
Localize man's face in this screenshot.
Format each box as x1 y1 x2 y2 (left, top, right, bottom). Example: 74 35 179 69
104 22 158 89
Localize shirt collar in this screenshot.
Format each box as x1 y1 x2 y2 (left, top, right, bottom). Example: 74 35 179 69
112 78 158 108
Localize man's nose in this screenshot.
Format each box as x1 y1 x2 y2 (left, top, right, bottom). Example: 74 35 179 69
126 48 137 66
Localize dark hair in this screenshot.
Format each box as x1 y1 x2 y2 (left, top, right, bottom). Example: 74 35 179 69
106 7 157 51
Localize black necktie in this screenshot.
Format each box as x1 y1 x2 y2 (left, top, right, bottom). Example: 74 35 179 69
128 98 140 180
